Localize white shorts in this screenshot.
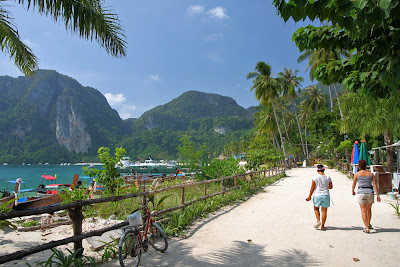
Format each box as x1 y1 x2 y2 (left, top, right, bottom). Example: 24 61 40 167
357 193 374 204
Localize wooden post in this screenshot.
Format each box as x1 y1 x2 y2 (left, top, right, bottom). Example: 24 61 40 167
204 183 207 196
68 207 84 257
222 179 225 195
250 174 253 183
234 176 237 187
181 187 185 211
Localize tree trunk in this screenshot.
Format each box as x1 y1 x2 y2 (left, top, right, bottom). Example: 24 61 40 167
271 100 287 162
333 83 344 120
345 148 350 173
304 123 309 158
272 132 280 152
328 85 334 112
384 131 395 173
281 114 293 151
334 151 339 167
293 101 306 156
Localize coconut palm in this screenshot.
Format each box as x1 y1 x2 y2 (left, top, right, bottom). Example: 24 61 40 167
254 104 280 152
275 98 293 151
247 62 287 161
277 68 306 156
0 0 127 75
300 85 327 113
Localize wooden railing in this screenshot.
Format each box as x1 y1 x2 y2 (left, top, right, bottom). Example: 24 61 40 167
0 166 285 264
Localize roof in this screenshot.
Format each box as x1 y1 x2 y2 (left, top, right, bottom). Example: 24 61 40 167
372 141 400 150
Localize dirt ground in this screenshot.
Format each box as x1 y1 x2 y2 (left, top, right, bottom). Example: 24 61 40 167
2 167 399 266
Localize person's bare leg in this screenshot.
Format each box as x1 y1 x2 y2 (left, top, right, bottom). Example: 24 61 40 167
314 206 321 223
366 204 372 228
360 204 369 229
321 207 327 230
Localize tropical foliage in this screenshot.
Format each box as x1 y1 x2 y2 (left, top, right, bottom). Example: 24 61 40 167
83 147 126 194
273 0 400 97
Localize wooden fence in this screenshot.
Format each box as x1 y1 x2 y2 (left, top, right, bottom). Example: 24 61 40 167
0 166 284 265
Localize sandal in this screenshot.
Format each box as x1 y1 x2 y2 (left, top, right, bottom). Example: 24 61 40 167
363 228 370 233
369 224 373 229
314 222 321 229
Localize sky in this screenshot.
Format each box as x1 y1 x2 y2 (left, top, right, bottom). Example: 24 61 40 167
1 1 315 119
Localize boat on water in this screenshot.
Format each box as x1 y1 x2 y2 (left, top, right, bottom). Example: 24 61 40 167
2 174 79 211
118 157 181 175
0 179 21 210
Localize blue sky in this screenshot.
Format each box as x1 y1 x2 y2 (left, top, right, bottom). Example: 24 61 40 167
1 1 314 119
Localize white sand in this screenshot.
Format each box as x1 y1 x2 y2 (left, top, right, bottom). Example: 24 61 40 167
0 216 122 266
2 167 399 266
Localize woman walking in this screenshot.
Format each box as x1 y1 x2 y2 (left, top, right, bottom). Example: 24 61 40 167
306 164 333 231
352 159 381 233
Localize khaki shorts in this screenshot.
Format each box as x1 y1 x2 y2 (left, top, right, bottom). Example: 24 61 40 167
357 193 374 204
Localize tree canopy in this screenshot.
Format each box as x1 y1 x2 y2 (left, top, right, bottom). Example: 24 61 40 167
273 0 400 97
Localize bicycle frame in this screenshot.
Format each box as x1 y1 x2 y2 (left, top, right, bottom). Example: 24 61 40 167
135 205 154 247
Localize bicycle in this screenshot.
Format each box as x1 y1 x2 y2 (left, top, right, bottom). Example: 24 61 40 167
118 202 168 266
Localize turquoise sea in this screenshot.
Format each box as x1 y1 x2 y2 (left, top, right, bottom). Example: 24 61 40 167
0 164 87 192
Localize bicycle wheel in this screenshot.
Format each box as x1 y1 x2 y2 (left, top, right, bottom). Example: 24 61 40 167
148 222 168 252
118 229 141 267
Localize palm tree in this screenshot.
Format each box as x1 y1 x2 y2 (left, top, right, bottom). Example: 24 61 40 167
0 0 127 75
247 61 287 161
275 98 293 151
277 68 306 156
254 104 281 152
298 48 349 116
300 85 327 112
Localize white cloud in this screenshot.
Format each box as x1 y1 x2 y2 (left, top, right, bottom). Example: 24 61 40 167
22 38 39 48
204 32 224 42
149 73 160 81
104 92 137 119
207 52 219 62
207 6 229 20
119 104 137 119
187 5 205 15
105 93 126 105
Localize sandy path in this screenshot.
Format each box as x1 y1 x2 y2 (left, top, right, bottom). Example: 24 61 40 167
103 167 400 267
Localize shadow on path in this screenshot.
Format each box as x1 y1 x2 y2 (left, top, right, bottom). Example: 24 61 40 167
139 240 321 267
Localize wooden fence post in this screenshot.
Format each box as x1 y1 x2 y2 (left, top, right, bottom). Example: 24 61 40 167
222 179 225 195
250 174 253 183
181 187 185 211
234 176 237 187
68 207 84 257
204 183 207 196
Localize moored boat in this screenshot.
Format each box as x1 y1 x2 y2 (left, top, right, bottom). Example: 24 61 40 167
119 157 181 175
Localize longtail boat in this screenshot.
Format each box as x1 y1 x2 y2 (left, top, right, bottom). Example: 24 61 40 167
13 174 79 211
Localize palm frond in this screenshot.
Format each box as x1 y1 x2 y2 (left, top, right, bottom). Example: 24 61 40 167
18 0 127 58
0 5 38 75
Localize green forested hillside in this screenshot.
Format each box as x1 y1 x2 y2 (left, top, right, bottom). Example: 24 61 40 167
0 71 254 163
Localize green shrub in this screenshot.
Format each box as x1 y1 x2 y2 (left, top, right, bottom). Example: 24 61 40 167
198 158 245 181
